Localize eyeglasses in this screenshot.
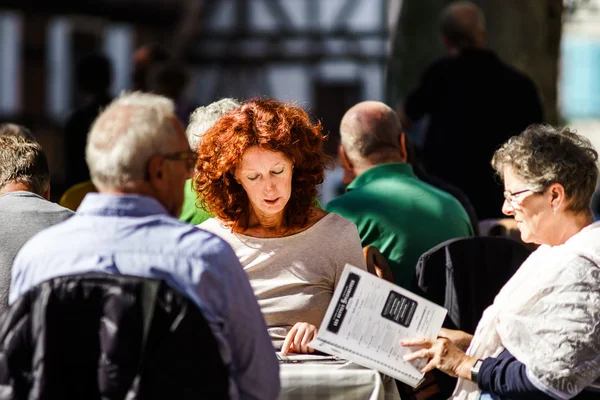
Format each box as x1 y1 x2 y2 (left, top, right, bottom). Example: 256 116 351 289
503 188 534 206
162 151 198 171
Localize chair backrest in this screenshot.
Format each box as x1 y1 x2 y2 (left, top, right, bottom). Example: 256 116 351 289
363 246 395 284
412 236 531 399
413 236 531 334
0 274 229 400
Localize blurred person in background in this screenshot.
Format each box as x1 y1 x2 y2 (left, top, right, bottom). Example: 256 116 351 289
402 125 600 399
10 92 279 400
195 98 367 354
0 131 73 312
132 42 170 92
397 1 543 220
64 52 113 190
147 61 193 126
181 97 241 225
404 134 479 234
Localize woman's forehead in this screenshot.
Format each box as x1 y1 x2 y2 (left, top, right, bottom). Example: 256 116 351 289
503 165 527 185
239 146 291 168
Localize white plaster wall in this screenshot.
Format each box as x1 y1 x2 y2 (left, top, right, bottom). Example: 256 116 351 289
0 12 21 115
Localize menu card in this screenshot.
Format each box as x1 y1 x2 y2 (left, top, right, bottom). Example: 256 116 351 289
310 264 447 388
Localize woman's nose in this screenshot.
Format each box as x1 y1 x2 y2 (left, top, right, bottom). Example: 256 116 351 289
264 177 276 191
502 199 514 216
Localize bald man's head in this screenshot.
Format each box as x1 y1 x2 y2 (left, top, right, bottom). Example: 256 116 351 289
440 1 486 52
339 101 405 168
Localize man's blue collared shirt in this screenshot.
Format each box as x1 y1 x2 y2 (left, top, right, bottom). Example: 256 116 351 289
10 193 280 400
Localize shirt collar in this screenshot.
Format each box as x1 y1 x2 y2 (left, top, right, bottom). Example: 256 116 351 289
0 191 44 200
346 162 416 192
77 193 169 217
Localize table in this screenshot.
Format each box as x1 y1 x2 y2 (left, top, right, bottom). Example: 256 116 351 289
278 354 401 400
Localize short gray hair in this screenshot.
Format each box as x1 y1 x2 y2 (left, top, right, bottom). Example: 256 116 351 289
86 91 180 190
492 124 599 214
186 98 241 149
0 134 50 195
0 123 36 141
340 101 402 167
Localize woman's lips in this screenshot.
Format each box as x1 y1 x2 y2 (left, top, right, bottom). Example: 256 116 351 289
264 197 281 205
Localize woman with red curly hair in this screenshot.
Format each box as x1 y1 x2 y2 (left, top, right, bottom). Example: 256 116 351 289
195 98 366 354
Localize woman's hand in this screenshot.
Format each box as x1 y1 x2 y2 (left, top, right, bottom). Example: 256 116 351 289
400 337 477 380
281 322 318 355
437 328 473 352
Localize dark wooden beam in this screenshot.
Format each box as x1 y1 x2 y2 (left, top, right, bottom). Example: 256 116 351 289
0 0 184 26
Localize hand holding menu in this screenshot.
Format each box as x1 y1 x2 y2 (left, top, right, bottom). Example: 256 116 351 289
309 264 447 388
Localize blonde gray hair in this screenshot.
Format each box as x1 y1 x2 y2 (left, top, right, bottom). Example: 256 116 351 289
86 91 180 190
186 98 241 150
0 134 50 195
492 124 599 213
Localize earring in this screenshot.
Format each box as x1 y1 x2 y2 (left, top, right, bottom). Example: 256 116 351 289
553 207 557 215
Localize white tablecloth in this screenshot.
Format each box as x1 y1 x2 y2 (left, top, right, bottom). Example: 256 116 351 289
279 354 401 400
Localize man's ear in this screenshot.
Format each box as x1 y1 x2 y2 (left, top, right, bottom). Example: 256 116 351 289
338 145 353 170
338 145 356 186
147 155 167 188
42 184 51 201
398 132 407 162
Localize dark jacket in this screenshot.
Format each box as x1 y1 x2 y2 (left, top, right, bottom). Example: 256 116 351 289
0 274 229 400
405 49 544 219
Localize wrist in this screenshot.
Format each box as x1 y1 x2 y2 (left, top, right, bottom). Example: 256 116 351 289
459 356 478 380
458 334 473 351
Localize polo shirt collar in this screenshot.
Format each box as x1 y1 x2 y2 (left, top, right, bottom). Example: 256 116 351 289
346 162 416 192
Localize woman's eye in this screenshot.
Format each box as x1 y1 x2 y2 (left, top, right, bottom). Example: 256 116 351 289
271 169 284 175
247 175 259 181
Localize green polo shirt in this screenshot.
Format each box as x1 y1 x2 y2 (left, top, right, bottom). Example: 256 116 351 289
179 179 324 225
326 163 473 288
179 179 212 225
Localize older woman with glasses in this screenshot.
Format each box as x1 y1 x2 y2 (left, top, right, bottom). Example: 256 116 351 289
401 124 600 399
194 98 366 355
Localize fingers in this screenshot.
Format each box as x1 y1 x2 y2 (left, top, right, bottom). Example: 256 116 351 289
293 324 307 353
281 325 298 355
399 337 433 347
437 328 451 338
300 325 318 354
283 323 318 354
401 337 469 378
420 357 438 373
403 348 432 362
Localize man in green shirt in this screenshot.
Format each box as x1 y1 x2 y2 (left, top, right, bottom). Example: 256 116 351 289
326 101 474 288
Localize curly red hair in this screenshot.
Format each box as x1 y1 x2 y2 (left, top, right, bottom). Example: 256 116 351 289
194 98 332 231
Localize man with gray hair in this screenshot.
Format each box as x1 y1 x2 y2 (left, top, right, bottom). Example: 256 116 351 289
179 97 241 224
0 131 73 311
397 1 543 221
326 101 473 288
10 92 279 400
